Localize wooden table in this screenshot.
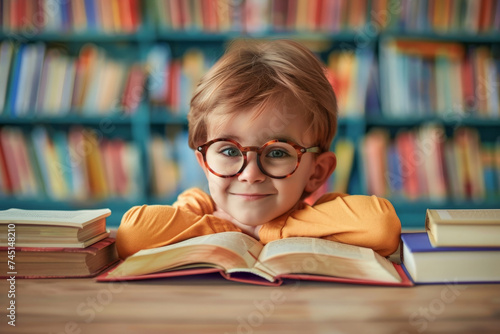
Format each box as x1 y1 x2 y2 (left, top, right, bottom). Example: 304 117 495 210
1 273 499 334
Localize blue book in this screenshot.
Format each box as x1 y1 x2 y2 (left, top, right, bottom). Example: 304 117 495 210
84 0 97 31
401 232 500 284
61 0 71 30
386 144 402 195
8 44 24 116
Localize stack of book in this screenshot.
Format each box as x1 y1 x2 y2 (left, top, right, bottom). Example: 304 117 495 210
401 209 500 284
0 208 118 278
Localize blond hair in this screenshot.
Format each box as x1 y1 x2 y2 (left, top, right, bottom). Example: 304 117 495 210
188 39 338 152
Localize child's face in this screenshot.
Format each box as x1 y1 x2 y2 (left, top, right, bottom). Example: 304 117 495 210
195 107 318 227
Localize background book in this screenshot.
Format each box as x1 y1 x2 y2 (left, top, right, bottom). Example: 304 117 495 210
361 125 500 202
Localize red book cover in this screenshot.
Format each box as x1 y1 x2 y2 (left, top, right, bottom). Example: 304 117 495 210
128 0 140 30
111 140 128 197
396 131 419 200
479 0 494 32
285 0 297 31
167 60 181 112
97 262 413 287
461 52 475 110
0 238 119 279
0 130 13 193
121 63 145 114
272 0 287 31
202 0 217 31
119 0 133 32
0 128 20 194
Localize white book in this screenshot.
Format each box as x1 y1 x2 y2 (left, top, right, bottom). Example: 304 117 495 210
0 208 111 248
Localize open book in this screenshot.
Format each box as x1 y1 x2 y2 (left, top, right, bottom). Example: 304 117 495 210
98 232 412 286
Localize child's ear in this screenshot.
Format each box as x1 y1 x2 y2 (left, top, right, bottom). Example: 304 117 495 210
195 150 208 173
305 152 337 193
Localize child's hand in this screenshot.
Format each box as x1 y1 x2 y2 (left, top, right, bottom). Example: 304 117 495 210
213 207 261 240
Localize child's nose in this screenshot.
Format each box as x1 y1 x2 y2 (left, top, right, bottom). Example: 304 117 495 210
237 152 266 183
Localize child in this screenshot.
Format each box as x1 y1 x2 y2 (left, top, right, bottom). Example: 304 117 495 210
116 39 401 259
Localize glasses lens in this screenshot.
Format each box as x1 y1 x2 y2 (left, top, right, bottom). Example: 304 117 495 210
206 141 244 176
260 142 299 177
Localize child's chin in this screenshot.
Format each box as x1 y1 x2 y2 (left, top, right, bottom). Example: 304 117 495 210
233 212 281 227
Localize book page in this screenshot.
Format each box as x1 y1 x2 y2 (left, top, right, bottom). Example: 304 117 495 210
256 237 401 283
259 237 372 261
0 208 111 227
142 232 263 266
107 232 263 278
435 209 500 222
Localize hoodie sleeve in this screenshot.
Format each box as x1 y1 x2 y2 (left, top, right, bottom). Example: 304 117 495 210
115 188 241 259
258 193 401 257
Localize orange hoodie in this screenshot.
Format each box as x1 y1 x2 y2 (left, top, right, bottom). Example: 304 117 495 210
116 188 401 259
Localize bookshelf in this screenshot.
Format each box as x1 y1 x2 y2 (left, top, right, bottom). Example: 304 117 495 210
1 0 499 228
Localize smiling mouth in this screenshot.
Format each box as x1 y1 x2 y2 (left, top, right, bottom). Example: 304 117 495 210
230 193 273 200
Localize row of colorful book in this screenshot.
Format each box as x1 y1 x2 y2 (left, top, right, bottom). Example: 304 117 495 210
401 209 500 283
0 41 146 117
150 0 500 34
376 0 500 34
2 0 498 35
380 39 500 118
1 39 498 120
362 125 500 201
147 43 377 118
0 125 207 201
0 0 141 33
0 208 118 278
151 0 371 33
0 126 143 201
146 45 217 116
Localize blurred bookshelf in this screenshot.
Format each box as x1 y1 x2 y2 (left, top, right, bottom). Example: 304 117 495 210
0 0 499 228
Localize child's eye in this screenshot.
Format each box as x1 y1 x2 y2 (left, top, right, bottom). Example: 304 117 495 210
220 147 241 157
266 149 290 158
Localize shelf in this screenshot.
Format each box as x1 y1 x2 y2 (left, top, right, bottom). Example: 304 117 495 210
390 199 500 228
149 111 189 126
0 113 134 125
380 31 500 43
366 116 500 127
155 30 370 42
0 28 156 43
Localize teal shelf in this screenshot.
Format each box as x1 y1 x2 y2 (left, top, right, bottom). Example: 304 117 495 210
149 111 189 126
0 113 134 125
0 28 156 43
380 31 500 43
155 30 369 42
391 199 500 229
366 116 500 127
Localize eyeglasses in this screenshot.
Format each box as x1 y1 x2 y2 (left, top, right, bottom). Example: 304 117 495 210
197 138 321 179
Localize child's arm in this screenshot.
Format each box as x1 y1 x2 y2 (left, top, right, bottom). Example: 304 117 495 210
258 193 401 257
115 189 241 259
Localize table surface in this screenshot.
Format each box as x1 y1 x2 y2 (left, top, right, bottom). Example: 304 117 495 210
1 273 500 334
